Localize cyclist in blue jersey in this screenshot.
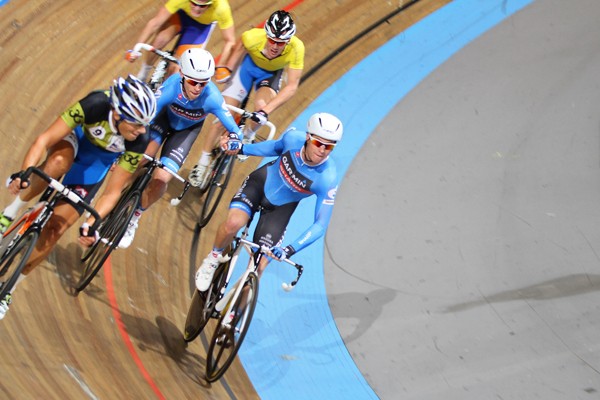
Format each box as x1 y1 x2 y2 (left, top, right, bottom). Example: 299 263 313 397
195 112 343 292
116 47 243 248
0 76 157 319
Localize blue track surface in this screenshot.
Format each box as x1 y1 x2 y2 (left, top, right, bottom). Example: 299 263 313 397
238 0 535 399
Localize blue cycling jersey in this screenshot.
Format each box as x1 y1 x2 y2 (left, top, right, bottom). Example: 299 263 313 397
242 128 339 252
154 74 241 137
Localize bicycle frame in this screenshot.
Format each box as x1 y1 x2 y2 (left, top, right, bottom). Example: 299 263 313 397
214 224 304 327
0 167 101 297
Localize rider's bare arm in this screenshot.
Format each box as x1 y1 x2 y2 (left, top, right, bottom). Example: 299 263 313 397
135 6 172 49
219 26 237 66
261 67 302 115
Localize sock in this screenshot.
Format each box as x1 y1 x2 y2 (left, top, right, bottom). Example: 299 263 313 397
242 124 258 140
137 63 153 81
199 151 213 166
211 247 224 258
131 208 144 223
3 196 27 219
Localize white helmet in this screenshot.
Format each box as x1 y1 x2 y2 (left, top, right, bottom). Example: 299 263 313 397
110 75 157 126
179 48 215 81
307 113 343 142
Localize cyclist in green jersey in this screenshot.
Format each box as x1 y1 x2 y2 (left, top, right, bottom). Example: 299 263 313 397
0 76 156 319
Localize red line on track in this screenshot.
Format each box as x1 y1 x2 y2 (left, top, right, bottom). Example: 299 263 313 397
104 258 166 400
106 1 306 397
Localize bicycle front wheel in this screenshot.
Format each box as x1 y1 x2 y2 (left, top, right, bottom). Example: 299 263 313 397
183 263 228 342
75 192 139 292
205 272 259 382
0 230 38 299
198 154 234 228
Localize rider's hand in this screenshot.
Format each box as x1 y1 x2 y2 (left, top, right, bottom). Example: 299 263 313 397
270 245 295 261
78 222 99 247
249 110 269 126
214 66 232 84
6 171 28 195
222 132 242 154
125 49 142 62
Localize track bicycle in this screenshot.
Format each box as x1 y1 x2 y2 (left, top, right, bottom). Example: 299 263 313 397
183 211 304 382
76 154 189 293
187 105 276 292
0 167 101 301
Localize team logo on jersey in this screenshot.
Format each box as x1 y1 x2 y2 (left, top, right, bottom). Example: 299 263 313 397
279 151 312 194
323 187 337 205
69 108 84 125
169 103 206 121
122 153 141 166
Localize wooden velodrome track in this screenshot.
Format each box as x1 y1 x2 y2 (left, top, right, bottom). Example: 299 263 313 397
0 0 448 398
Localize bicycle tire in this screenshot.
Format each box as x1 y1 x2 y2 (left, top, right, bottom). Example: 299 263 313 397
183 263 228 342
205 272 259 382
75 192 140 292
0 230 39 299
198 154 234 228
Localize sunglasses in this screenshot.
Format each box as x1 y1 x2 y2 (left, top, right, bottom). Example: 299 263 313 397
190 1 211 8
184 77 209 87
267 37 289 46
308 135 336 151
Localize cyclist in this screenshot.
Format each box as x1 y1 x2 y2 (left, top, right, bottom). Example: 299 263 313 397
0 76 157 319
127 0 236 82
188 9 305 189
194 112 343 292
115 48 243 249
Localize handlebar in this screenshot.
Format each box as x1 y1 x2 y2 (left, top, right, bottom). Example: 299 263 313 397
225 104 277 141
20 167 102 232
239 237 304 291
129 43 179 64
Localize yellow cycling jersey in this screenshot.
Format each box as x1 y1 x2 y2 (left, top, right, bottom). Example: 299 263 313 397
60 91 144 173
242 28 305 71
164 0 234 29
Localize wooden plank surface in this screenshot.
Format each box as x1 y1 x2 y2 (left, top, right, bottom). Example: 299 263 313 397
0 0 449 398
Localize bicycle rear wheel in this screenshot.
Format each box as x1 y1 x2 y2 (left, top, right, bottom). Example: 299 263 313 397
198 154 234 228
205 272 259 382
183 263 228 342
75 192 139 292
0 230 38 299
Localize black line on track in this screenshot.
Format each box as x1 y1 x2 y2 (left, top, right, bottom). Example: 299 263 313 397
301 0 422 83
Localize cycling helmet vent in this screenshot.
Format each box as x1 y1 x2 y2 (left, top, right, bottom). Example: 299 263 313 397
110 75 157 126
307 113 343 142
265 10 296 41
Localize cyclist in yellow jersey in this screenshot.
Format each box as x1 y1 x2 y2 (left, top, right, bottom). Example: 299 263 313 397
127 0 236 82
189 10 305 188
0 76 157 319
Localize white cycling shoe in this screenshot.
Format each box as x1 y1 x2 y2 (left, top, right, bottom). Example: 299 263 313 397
195 253 230 291
119 218 139 249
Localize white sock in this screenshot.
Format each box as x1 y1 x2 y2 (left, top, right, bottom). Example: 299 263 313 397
199 151 213 166
3 196 27 219
131 208 143 224
242 124 257 140
137 63 153 81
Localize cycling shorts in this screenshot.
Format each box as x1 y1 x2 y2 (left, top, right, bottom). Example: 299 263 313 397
151 110 204 173
230 162 298 249
172 11 217 57
221 55 284 103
